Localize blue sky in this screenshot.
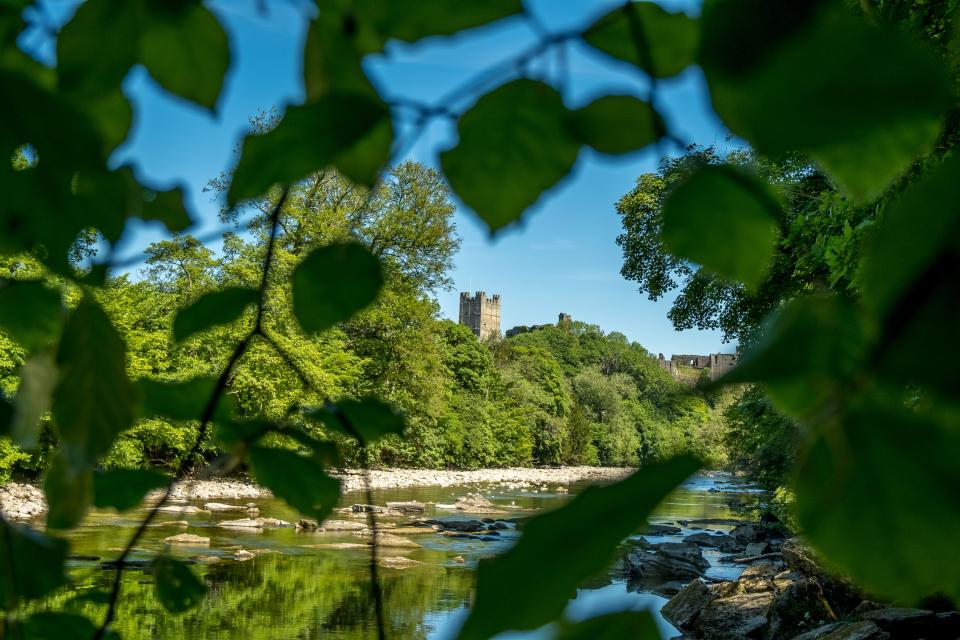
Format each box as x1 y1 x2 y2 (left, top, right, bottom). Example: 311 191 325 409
36 0 738 356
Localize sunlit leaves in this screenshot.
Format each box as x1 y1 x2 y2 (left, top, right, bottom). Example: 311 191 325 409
661 165 779 287
44 452 92 530
555 611 660 640
583 3 698 78
720 296 868 419
569 95 662 156
248 446 341 523
441 80 581 231
292 241 383 334
152 555 207 613
0 519 68 607
94 469 170 511
458 456 699 640
228 95 391 205
139 377 234 423
0 279 61 350
795 399 960 602
139 2 230 111
308 398 405 446
23 612 119 640
52 297 136 470
700 0 951 201
173 287 258 341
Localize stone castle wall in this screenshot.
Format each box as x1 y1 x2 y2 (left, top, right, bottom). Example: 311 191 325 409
459 291 501 340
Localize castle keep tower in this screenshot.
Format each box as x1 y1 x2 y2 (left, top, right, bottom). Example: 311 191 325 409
459 291 501 340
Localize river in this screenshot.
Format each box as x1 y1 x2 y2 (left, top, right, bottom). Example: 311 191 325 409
47 471 764 639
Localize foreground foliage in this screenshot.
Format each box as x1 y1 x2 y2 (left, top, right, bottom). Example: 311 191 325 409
0 0 957 638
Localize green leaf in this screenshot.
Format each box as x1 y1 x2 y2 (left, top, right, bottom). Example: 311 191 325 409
56 0 140 100
0 519 69 607
81 89 133 154
440 79 581 231
228 95 391 205
94 469 170 511
308 398 405 446
458 456 699 640
0 279 62 351
661 165 779 287
292 241 383 334
569 95 662 155
795 399 960 601
11 352 57 449
152 555 207 613
359 0 522 42
24 612 119 640
44 452 92 530
53 297 136 470
555 611 660 640
173 286 258 342
700 2 951 201
138 2 230 110
583 3 698 78
121 168 192 233
303 10 382 101
248 446 341 523
719 296 868 418
214 418 273 451
139 376 234 423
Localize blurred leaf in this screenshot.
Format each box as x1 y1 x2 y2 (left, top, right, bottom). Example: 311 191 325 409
720 296 868 418
458 456 699 640
81 89 133 154
555 611 660 640
583 3 698 78
308 398 405 446
0 279 62 351
53 297 136 470
56 0 140 100
292 241 383 334
0 0 28 49
569 95 662 155
214 418 273 451
152 555 207 613
303 10 381 100
795 399 960 601
249 446 341 522
139 376 234 423
44 452 92 530
11 352 57 449
173 286 258 341
94 469 170 511
119 167 193 233
359 0 522 42
661 165 779 287
701 1 951 201
441 79 580 231
228 95 390 205
860 156 960 318
0 520 68 607
139 2 229 110
24 612 119 640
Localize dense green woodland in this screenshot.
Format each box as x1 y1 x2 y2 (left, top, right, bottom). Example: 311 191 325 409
0 161 730 477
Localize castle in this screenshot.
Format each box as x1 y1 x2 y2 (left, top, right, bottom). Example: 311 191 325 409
657 352 738 382
458 291 501 340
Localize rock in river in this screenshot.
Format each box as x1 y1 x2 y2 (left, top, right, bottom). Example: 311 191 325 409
164 533 210 545
627 542 709 579
218 517 291 529
204 502 257 513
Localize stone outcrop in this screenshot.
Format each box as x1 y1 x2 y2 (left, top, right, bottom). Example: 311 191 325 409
626 542 709 580
163 533 210 545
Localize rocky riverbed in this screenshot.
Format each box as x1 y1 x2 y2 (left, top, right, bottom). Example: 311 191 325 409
0 466 632 520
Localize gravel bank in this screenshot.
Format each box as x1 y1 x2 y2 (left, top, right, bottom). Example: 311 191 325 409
0 466 634 520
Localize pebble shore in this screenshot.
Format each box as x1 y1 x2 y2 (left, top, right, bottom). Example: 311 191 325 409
0 466 633 520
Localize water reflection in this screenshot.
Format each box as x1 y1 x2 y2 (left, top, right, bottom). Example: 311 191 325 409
39 472 761 639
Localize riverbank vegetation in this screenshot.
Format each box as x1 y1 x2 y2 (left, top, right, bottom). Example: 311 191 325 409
1 161 731 478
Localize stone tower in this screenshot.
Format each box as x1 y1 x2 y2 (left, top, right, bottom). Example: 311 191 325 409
459 291 501 340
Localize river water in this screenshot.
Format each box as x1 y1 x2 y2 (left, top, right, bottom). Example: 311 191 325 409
48 471 763 639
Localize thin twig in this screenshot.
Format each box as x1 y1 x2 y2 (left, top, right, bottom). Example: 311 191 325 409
92 188 289 639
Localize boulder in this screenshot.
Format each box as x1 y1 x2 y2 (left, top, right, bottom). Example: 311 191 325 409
817 621 889 640
358 532 421 549
627 543 708 580
643 523 682 535
296 519 319 530
860 608 941 637
731 524 764 545
156 505 207 514
781 539 863 616
453 494 505 514
684 532 729 547
233 549 255 561
163 533 210 545
385 501 425 514
662 580 714 628
319 520 367 532
203 502 256 513
745 542 770 557
692 591 774 639
218 517 291 529
660 543 710 571
766 577 836 639
352 504 385 513
379 556 422 569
